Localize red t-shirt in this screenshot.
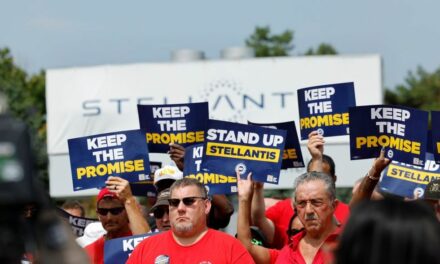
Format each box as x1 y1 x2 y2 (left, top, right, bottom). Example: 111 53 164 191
126 229 255 264
269 226 341 264
265 198 350 249
85 231 132 264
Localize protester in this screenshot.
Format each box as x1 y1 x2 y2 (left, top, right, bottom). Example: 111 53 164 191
336 199 440 264
238 171 341 263
85 176 150 264
61 200 85 217
236 172 303 263
149 188 171 231
127 177 254 263
166 144 235 229
251 131 350 249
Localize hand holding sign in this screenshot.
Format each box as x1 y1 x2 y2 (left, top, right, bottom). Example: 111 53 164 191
307 131 325 160
236 172 253 202
169 143 185 171
105 176 133 203
369 148 391 179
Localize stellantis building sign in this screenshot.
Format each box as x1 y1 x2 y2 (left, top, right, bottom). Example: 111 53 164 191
47 55 382 197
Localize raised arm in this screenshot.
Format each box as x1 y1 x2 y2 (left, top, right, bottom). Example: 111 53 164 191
250 181 276 245
106 176 151 234
168 143 185 171
307 130 325 172
237 172 271 264
349 148 391 207
208 194 234 229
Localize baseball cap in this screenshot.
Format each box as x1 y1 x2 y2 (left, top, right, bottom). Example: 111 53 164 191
424 179 440 200
153 166 183 186
97 188 117 204
76 222 107 248
150 188 171 213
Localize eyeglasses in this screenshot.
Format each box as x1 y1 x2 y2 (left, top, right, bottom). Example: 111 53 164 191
295 199 326 209
168 197 207 207
153 207 169 219
97 207 125 216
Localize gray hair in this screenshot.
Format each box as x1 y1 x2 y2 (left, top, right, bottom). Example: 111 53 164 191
292 171 336 202
170 177 208 198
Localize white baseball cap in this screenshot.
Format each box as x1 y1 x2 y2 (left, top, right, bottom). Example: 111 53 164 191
153 165 183 186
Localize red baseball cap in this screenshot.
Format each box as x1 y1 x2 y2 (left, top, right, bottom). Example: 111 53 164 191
97 188 118 204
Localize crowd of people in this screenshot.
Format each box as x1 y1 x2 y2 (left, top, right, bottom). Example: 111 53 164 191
22 132 440 264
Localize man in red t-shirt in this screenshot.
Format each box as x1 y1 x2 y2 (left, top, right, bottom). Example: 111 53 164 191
127 178 254 264
252 131 350 249
85 176 150 264
237 171 341 264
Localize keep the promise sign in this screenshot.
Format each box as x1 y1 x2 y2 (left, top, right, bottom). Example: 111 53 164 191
68 130 151 191
137 102 208 153
183 143 237 195
202 120 286 184
248 121 304 169
349 105 428 166
380 153 440 198
297 82 356 139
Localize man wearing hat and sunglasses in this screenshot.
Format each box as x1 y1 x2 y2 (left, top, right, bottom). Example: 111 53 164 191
150 188 172 232
85 176 150 264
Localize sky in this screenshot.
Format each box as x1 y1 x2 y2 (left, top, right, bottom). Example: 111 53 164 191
1 0 440 89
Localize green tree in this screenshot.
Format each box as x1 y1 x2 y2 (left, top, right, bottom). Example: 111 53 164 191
304 43 338 55
245 26 294 57
0 48 47 186
385 66 440 111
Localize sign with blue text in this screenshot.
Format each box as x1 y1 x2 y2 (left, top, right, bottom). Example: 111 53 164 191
297 82 356 139
130 161 161 197
68 130 151 191
104 232 159 264
202 120 286 184
137 102 208 153
380 153 440 199
183 143 237 195
349 105 428 166
432 111 440 164
57 209 98 237
248 121 304 169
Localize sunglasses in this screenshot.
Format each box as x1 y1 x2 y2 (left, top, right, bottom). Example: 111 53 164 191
168 197 207 207
97 207 125 216
153 207 169 219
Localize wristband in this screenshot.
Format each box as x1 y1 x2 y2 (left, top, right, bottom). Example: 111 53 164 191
366 171 380 181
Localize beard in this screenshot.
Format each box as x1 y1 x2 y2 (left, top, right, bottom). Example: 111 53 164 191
173 221 194 233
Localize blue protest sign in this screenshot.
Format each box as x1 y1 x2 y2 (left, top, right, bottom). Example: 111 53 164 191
248 121 304 169
379 153 440 199
202 120 286 184
432 111 440 164
57 208 98 237
130 161 161 197
297 82 356 140
68 130 151 191
137 102 208 153
183 143 237 194
349 105 428 166
104 232 159 264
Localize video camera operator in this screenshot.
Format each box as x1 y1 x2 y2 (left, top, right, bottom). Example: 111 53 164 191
0 92 88 264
